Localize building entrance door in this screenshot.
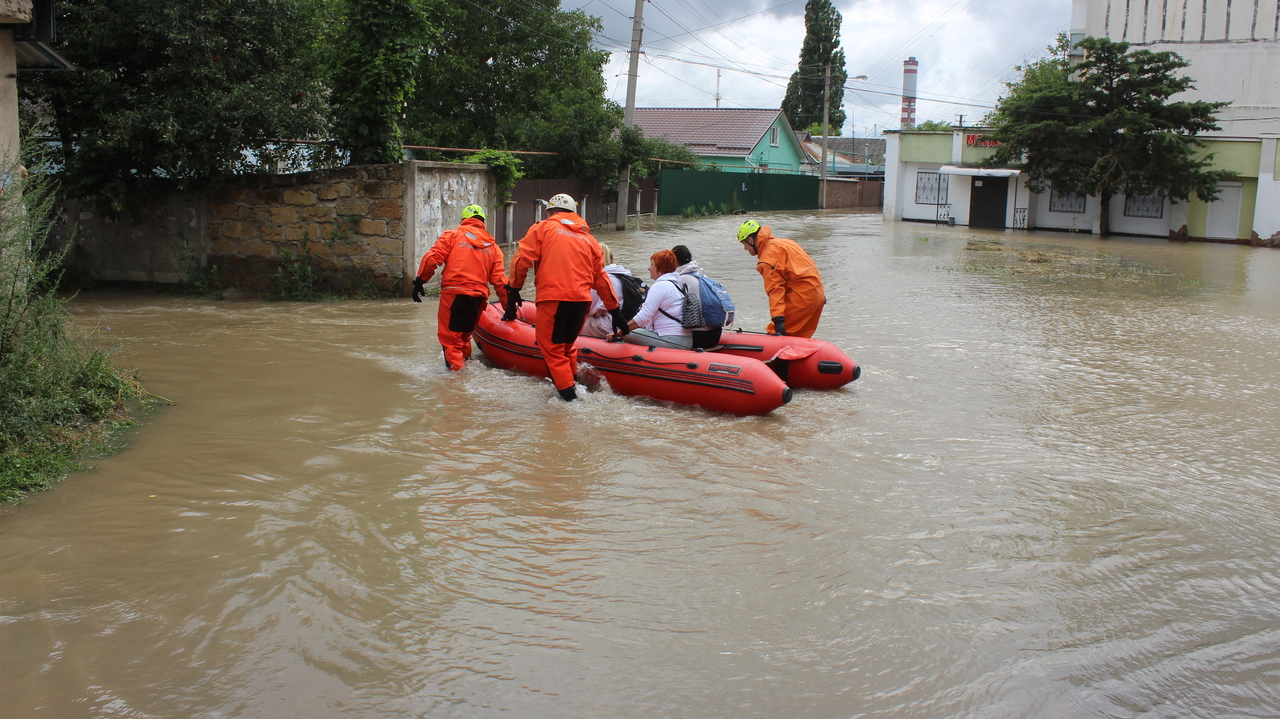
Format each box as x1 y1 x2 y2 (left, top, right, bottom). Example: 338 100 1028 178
1205 182 1243 240
969 177 1008 229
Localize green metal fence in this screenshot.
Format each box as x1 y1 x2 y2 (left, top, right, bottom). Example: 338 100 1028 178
657 169 819 215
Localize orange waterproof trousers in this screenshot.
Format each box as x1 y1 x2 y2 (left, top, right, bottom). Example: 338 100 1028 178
438 292 487 370
535 300 589 390
767 294 825 339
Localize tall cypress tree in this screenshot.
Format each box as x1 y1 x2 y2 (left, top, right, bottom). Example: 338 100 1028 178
782 0 847 134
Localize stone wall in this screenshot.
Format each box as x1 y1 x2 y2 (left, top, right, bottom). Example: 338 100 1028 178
63 161 496 295
208 164 407 292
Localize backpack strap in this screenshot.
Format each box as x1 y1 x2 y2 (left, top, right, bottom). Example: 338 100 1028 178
657 278 688 324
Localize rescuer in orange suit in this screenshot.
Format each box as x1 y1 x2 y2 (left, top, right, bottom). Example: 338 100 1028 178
504 194 630 401
736 219 826 339
412 204 509 371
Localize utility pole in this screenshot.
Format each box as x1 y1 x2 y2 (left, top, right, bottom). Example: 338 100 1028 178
616 0 645 231
715 69 721 108
820 65 830 210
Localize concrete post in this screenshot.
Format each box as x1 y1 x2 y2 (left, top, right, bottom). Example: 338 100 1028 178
1254 135 1280 242
0 29 19 167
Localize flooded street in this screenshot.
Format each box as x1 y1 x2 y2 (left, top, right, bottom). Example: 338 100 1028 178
3 210 1280 717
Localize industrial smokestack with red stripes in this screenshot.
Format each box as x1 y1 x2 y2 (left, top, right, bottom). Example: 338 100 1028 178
900 57 918 129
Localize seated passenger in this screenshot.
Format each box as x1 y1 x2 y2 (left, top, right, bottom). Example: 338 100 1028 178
612 249 693 349
581 243 639 338
671 244 722 349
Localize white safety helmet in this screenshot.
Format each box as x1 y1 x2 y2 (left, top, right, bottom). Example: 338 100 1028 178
547 193 577 213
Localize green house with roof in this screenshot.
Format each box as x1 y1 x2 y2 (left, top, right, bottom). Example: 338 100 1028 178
633 108 807 174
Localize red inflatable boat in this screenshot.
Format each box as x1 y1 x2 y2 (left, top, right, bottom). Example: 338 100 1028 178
473 303 792 416
714 329 861 390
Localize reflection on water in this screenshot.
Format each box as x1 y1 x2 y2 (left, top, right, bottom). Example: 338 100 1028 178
2 211 1279 717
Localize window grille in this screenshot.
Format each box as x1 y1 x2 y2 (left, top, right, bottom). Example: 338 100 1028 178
1124 192 1163 218
915 172 947 205
1049 187 1086 213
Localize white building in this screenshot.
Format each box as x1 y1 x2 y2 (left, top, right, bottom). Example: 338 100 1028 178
883 0 1280 243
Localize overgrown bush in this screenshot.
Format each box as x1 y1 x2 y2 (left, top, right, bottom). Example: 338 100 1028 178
0 151 150 502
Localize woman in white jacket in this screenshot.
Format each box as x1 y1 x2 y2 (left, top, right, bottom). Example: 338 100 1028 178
612 249 693 349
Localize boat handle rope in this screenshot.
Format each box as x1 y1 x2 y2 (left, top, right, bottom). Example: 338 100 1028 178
579 346 698 369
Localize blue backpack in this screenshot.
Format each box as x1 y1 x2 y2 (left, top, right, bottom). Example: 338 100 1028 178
694 274 735 328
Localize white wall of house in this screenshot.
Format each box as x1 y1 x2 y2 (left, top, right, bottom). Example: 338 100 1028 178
898 163 951 222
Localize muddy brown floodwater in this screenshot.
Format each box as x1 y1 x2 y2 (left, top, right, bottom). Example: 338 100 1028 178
3 210 1280 718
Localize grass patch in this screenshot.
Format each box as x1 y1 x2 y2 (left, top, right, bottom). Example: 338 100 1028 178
1 148 152 502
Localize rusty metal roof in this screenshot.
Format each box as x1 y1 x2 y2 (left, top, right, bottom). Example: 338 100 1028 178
632 108 785 157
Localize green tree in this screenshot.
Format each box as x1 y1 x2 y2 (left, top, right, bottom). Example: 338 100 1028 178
914 120 953 131
803 122 842 137
329 0 429 165
22 0 329 214
617 125 701 180
984 35 1232 236
782 0 847 134
407 1 620 182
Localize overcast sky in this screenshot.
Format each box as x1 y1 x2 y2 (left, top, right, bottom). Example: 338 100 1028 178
561 0 1073 136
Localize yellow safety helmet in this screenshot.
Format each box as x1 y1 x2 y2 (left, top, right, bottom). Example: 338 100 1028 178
461 204 486 221
737 219 761 242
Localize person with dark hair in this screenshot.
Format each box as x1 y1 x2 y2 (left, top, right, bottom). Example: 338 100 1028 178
412 204 508 371
613 249 692 349
671 244 693 267
669 243 722 349
506 194 629 401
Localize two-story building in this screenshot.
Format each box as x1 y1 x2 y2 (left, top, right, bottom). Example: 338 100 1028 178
884 1 1280 243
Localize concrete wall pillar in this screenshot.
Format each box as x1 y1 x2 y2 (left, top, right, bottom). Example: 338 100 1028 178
882 134 902 220
1253 136 1280 242
0 29 19 166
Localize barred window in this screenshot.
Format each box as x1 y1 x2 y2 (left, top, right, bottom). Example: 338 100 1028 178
1049 187 1086 213
1124 192 1164 218
915 172 948 205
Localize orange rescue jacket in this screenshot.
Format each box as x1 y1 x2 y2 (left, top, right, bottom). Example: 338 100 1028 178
509 212 618 308
754 226 825 319
416 218 509 303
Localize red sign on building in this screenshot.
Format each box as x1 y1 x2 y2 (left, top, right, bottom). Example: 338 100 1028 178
966 134 1002 147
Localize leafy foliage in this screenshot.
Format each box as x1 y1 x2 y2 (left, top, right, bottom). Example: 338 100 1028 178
461 149 524 204
984 34 1233 236
914 120 953 131
407 1 621 182
803 122 842 137
329 0 429 165
22 0 330 215
782 0 848 133
0 152 149 502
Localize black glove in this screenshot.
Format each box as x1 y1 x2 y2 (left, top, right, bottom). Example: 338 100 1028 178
772 316 786 336
411 278 425 303
609 307 630 336
502 285 523 321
